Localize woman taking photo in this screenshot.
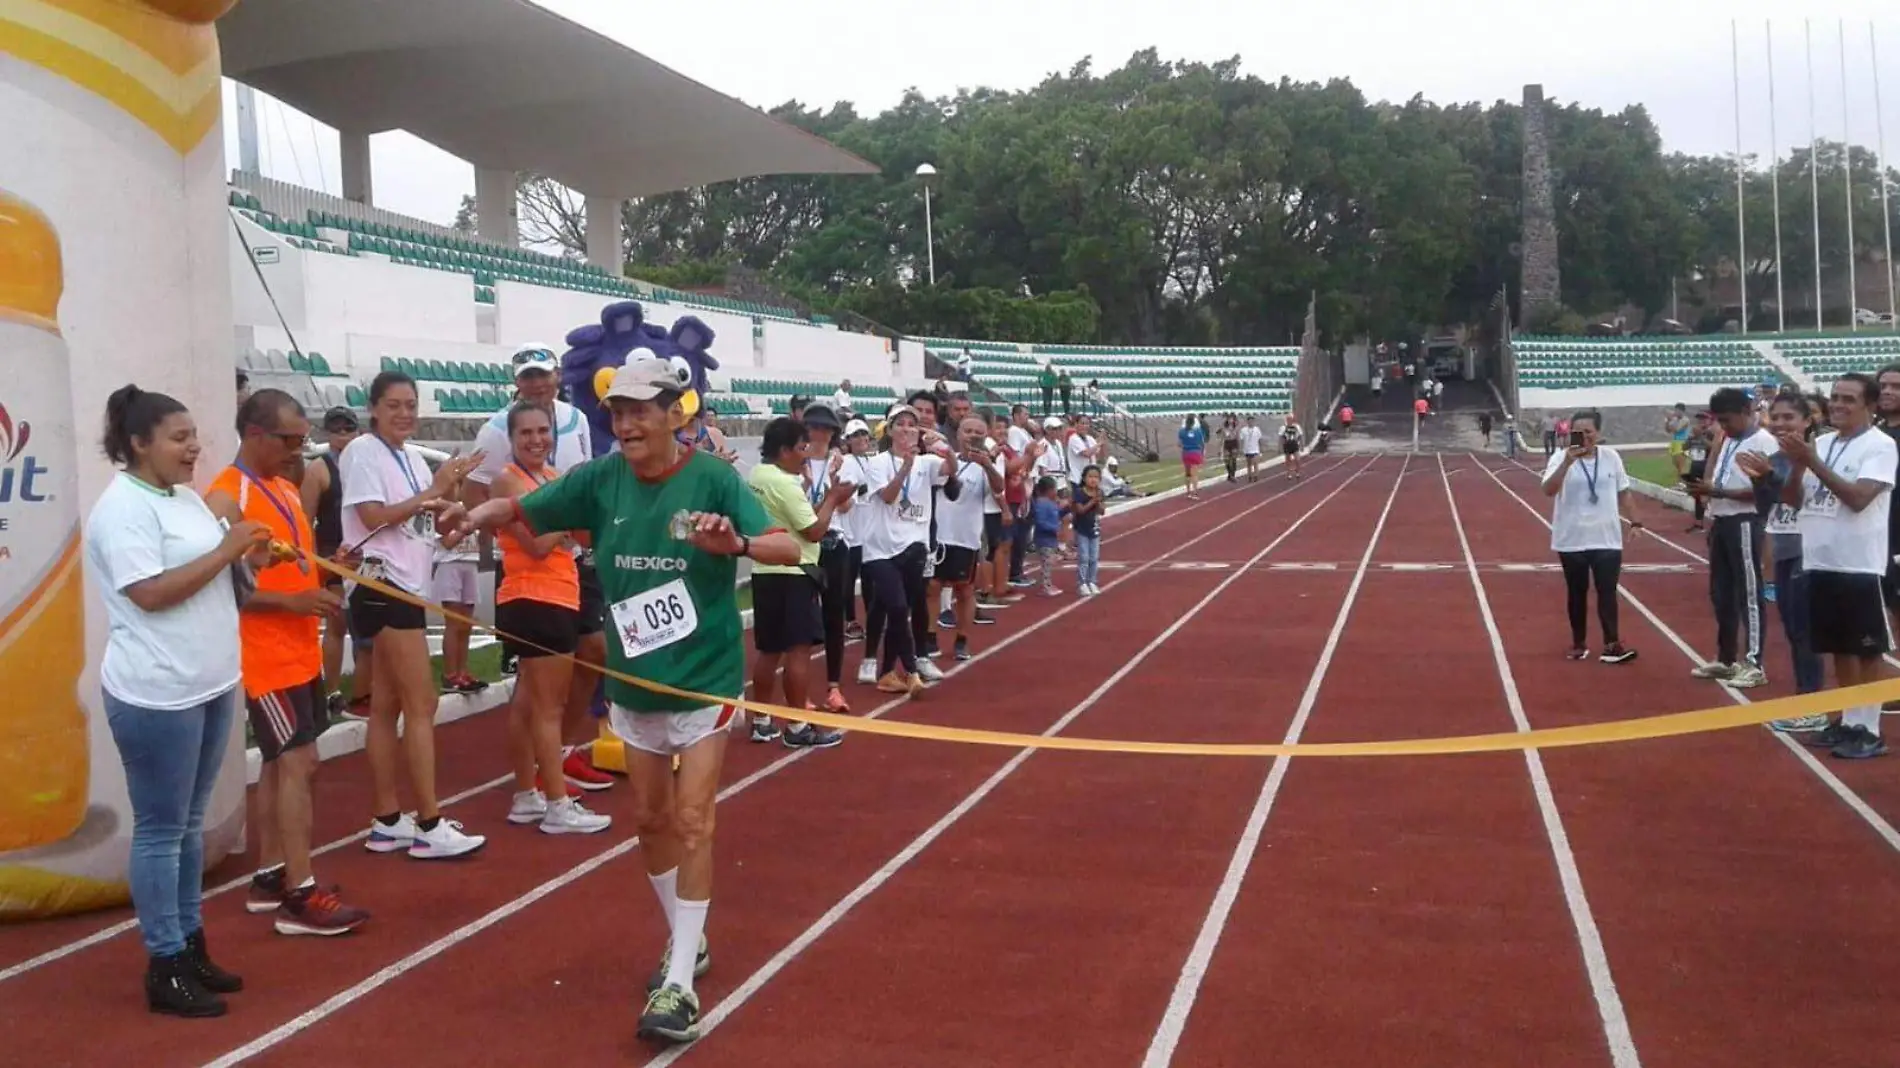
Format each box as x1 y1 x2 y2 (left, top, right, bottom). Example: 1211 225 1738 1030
490 404 612 834
1540 410 1641 663
338 371 487 859
84 386 263 1016
859 404 952 695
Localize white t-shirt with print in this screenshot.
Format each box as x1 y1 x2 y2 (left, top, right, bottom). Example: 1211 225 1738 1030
937 457 993 550
836 452 881 548
858 452 947 562
1706 427 1778 518
338 434 441 595
1799 428 1898 574
1066 433 1099 483
1544 447 1630 553
84 473 242 710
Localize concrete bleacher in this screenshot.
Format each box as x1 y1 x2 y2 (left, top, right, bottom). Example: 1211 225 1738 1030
930 338 1300 418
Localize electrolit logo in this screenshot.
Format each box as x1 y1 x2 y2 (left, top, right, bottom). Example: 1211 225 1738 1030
0 400 51 502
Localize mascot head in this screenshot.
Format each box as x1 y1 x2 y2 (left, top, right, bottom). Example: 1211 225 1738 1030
560 300 719 457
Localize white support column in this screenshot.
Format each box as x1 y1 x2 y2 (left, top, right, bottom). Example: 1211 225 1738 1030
339 129 373 205
235 83 260 175
584 194 623 273
475 167 518 246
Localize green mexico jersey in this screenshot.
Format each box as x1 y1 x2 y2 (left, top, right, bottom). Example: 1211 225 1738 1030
518 450 774 713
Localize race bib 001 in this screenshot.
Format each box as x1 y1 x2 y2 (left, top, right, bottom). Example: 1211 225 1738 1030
610 578 698 660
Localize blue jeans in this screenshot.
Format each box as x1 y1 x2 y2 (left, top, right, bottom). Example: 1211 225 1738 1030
1074 531 1101 586
1774 556 1825 695
103 687 238 957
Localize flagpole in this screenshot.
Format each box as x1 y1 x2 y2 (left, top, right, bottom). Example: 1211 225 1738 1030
1808 18 1824 329
1841 20 1859 331
1768 20 1787 332
1733 19 1749 333
1874 21 1896 331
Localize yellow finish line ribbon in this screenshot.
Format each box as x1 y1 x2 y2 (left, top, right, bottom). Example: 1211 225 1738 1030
303 549 1900 758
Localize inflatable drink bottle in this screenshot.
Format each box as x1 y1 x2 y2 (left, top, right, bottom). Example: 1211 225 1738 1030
0 192 87 852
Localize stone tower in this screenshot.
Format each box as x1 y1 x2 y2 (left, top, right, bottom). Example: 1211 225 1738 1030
1520 84 1561 320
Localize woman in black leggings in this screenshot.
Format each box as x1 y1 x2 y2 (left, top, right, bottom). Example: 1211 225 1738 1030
799 404 856 713
1540 409 1642 663
857 405 952 696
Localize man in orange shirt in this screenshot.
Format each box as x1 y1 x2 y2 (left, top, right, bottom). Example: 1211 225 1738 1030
205 390 369 936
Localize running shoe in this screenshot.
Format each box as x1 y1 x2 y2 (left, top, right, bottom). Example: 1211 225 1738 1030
646 935 711 994
1690 662 1734 680
1565 647 1589 661
1768 713 1831 733
1830 725 1889 760
338 695 371 722
750 716 782 744
507 790 548 825
246 867 286 914
1727 665 1768 688
407 818 486 859
823 686 851 713
954 637 972 662
275 884 370 937
325 691 360 723
443 673 488 695
915 658 946 683
563 748 616 791
1598 644 1637 664
976 594 1009 610
365 812 418 853
938 609 956 628
783 723 845 749
974 609 996 625
540 797 612 835
857 660 879 685
1802 722 1854 748
844 621 865 641
1008 578 1035 589
638 984 702 1045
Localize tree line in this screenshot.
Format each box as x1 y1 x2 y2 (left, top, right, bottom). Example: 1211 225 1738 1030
460 50 1900 347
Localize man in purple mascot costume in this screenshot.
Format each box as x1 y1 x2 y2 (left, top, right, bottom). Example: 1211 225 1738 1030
557 300 717 774
561 300 719 457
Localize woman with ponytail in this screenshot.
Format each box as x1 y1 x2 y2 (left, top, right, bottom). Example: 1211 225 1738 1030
83 386 265 1017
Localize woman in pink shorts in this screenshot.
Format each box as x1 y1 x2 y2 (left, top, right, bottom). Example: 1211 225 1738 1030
1178 415 1207 499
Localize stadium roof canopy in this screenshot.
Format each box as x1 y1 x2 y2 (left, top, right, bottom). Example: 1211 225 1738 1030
217 0 878 199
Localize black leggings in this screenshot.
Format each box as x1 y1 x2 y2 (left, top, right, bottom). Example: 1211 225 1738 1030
817 540 850 686
844 545 862 624
862 544 928 676
1559 549 1622 646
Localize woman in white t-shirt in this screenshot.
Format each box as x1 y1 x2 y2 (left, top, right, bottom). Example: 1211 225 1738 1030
856 405 952 694
83 386 266 1016
338 371 486 860
1540 410 1642 663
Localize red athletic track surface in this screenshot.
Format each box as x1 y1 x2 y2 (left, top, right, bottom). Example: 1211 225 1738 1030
5 452 1898 1068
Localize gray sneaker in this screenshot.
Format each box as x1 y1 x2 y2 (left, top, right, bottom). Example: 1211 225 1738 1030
646 934 710 995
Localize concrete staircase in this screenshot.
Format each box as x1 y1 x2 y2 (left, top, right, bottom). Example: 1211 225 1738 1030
1752 340 1812 392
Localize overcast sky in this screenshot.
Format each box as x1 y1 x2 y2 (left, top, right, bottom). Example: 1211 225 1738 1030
222 1 1900 228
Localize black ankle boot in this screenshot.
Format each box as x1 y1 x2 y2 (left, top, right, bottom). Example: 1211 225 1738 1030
183 928 244 993
145 952 227 1018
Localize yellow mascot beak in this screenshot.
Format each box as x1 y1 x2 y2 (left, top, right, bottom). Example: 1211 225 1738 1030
679 389 701 423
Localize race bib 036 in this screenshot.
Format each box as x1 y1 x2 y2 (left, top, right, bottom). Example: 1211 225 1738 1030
610 578 698 660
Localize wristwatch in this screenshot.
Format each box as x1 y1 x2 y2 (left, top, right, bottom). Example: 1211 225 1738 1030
737 533 752 559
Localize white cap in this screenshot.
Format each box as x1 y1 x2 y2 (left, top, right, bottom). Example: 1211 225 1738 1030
844 418 871 437
603 357 691 402
511 343 559 376
1042 416 1064 430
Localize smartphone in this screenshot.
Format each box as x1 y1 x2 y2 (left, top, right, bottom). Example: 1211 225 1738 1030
1569 430 1586 448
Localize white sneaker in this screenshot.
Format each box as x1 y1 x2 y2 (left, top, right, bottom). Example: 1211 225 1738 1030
914 658 946 683
408 818 487 859
1690 662 1734 679
365 812 417 853
1727 665 1768 688
507 790 549 825
857 659 879 685
540 796 612 835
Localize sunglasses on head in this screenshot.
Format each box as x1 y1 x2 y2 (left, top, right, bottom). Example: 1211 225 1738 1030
512 348 556 367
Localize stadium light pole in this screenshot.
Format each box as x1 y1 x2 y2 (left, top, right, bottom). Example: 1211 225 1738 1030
1841 20 1859 331
1872 21 1896 331
916 162 938 286
1807 19 1825 330
1732 19 1749 334
1768 20 1787 332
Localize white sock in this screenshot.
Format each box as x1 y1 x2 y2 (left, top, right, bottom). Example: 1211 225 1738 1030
1843 705 1883 733
648 868 679 932
665 899 709 990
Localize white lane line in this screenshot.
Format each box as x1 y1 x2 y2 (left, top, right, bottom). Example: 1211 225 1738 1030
646 460 1391 1068
1139 454 1412 1068
196 457 1378 1068
1472 457 1900 854
0 455 1348 989
1438 454 1640 1068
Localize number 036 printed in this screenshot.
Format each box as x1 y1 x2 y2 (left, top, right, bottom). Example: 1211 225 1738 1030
609 578 699 659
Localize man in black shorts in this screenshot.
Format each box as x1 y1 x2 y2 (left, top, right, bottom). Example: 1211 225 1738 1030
936 414 1002 661
1781 373 1896 760
300 406 370 721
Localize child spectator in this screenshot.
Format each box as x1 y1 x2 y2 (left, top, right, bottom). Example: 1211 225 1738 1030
1031 476 1064 596
1072 465 1104 596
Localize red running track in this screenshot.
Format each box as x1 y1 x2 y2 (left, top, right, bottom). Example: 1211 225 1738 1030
4 451 1897 1067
